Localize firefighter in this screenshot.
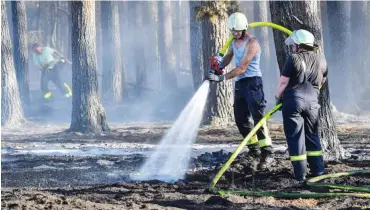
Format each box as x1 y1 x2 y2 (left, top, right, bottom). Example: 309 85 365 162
206 12 274 169
32 43 72 100
275 29 327 181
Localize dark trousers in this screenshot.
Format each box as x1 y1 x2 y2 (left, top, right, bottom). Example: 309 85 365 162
234 77 272 150
282 90 324 180
41 63 69 96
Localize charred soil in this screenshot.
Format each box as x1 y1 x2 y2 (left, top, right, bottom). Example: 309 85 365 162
2 122 370 209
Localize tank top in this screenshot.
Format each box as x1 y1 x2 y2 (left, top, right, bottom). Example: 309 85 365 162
232 36 262 81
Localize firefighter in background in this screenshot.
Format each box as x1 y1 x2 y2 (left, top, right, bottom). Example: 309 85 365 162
275 29 327 181
207 12 274 170
32 43 72 100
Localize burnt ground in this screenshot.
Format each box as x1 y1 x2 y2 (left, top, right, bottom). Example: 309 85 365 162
2 121 370 210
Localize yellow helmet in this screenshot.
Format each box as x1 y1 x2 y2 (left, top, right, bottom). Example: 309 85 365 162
227 12 249 31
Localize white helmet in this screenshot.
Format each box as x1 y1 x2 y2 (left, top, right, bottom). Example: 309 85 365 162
227 12 249 31
285 29 315 46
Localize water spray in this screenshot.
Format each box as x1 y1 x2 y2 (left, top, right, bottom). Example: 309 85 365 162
133 80 211 182
132 32 236 182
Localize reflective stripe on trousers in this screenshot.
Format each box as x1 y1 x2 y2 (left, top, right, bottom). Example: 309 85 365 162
290 154 307 161
307 150 323 156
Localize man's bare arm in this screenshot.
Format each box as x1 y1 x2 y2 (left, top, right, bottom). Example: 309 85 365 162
275 76 290 99
52 49 68 60
222 47 234 67
53 50 63 58
224 39 259 80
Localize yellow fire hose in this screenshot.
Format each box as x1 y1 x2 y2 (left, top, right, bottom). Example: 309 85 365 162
209 22 370 198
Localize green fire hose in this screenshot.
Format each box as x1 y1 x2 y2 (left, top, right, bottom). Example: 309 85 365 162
211 169 370 198
209 22 370 198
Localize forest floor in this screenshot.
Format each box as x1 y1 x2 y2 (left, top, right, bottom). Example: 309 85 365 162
2 110 370 209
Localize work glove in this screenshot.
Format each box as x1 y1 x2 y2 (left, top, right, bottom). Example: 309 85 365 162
206 72 224 82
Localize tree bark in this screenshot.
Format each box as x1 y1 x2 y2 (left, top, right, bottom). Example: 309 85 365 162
150 1 161 90
253 1 270 68
350 1 367 108
270 1 346 160
320 1 330 63
100 1 122 103
69 0 109 134
134 2 147 98
182 1 191 76
1 1 25 127
158 0 177 90
172 1 181 74
55 2 66 56
253 0 273 101
95 2 103 96
11 1 30 108
198 1 234 126
118 2 128 99
326 1 352 111
6 1 13 39
38 1 57 47
366 3 370 92
189 1 204 90
29 2 42 44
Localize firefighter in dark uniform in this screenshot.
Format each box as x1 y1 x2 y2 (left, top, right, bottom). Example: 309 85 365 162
207 12 274 169
275 29 327 181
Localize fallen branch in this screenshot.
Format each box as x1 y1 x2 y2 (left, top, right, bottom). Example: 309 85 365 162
292 15 304 25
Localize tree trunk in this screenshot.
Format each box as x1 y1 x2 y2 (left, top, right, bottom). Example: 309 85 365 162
326 1 352 111
172 1 181 75
253 0 273 101
6 1 13 39
189 1 204 90
1 1 25 127
100 1 122 103
118 2 127 99
55 2 65 55
320 1 330 63
95 2 104 97
365 3 370 92
38 1 57 47
350 1 367 108
151 1 161 90
134 2 147 98
253 0 270 69
32 2 42 43
199 1 234 126
269 1 346 160
182 1 191 78
11 1 30 108
158 0 177 90
69 0 109 134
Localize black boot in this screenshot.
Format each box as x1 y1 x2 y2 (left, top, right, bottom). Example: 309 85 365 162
247 145 260 159
291 160 307 181
258 146 274 170
307 156 325 177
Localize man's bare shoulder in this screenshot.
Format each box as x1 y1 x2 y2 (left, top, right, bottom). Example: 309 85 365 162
248 37 260 47
246 37 261 53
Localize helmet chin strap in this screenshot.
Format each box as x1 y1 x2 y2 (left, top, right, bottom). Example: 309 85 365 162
238 30 247 40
